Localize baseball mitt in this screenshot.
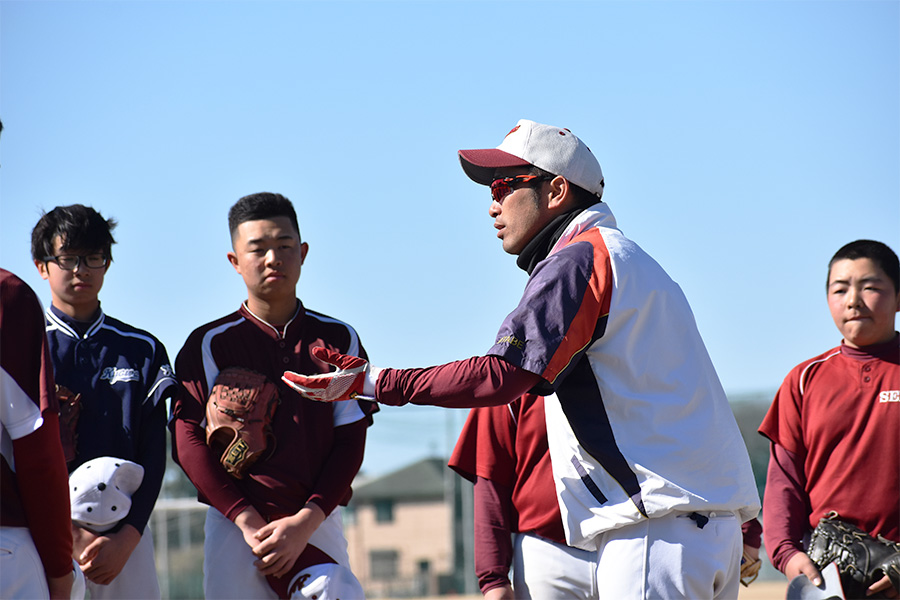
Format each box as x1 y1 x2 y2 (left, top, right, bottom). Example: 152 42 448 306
205 367 279 479
808 512 900 598
740 549 761 587
56 384 82 464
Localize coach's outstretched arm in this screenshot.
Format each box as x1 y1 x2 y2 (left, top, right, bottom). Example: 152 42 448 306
283 347 542 409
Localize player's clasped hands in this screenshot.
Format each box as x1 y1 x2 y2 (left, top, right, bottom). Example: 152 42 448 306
251 516 311 578
74 525 141 586
253 503 326 577
235 504 327 579
282 347 370 402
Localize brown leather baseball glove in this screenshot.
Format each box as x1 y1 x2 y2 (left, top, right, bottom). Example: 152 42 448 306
205 367 279 479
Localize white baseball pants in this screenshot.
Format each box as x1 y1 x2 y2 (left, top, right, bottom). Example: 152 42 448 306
1 526 86 600
513 511 742 599
202 507 361 600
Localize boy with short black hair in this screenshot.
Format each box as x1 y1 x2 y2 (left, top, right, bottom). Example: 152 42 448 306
171 192 374 599
760 239 900 598
31 204 176 599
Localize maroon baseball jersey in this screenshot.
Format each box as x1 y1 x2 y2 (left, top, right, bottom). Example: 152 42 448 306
760 337 900 569
171 301 375 521
450 394 565 543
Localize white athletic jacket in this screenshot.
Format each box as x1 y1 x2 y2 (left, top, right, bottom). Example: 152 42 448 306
488 202 760 551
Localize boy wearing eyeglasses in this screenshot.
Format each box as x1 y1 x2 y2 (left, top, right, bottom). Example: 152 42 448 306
31 204 177 600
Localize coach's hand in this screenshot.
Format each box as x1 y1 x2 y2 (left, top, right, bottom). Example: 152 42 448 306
283 347 374 402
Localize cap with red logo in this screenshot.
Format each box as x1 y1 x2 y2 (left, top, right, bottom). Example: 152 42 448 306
458 119 604 197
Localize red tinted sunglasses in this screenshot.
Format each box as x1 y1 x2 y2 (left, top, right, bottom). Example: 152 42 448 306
490 175 550 204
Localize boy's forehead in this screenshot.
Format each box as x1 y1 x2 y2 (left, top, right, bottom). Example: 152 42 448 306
828 257 887 282
52 235 102 254
234 217 300 241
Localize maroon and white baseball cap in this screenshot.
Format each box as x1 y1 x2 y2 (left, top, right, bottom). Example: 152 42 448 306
458 119 605 197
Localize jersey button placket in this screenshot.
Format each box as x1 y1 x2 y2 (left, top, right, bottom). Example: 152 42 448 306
75 342 89 369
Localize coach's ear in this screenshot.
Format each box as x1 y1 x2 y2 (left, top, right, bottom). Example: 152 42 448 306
547 175 572 211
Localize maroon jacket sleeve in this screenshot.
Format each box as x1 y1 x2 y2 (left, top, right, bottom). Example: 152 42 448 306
12 416 74 578
474 476 514 595
306 419 367 515
376 356 542 408
742 518 762 549
763 442 811 572
173 411 254 521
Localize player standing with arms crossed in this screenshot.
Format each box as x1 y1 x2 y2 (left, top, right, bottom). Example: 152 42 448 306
759 239 899 599
170 192 375 599
31 205 176 599
284 119 761 598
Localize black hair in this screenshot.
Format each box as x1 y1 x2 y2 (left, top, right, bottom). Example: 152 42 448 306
827 239 899 293
228 192 300 242
31 204 117 262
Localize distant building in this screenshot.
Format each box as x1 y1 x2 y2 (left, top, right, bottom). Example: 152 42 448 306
344 457 475 598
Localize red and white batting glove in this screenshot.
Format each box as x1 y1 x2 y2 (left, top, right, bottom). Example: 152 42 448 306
282 347 376 402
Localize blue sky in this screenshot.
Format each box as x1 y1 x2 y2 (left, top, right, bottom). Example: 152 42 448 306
2 0 897 477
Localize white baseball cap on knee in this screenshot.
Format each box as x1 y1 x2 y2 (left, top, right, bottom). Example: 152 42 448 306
458 119 604 197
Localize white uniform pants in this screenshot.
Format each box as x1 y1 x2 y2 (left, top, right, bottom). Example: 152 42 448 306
1 526 53 599
0 526 85 600
202 507 361 600
513 533 598 599
84 526 160 600
513 511 741 600
596 511 741 600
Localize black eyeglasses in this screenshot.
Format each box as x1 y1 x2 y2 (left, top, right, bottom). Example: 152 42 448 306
43 254 109 270
490 175 550 205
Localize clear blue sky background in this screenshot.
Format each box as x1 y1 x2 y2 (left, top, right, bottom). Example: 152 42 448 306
2 0 898 478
